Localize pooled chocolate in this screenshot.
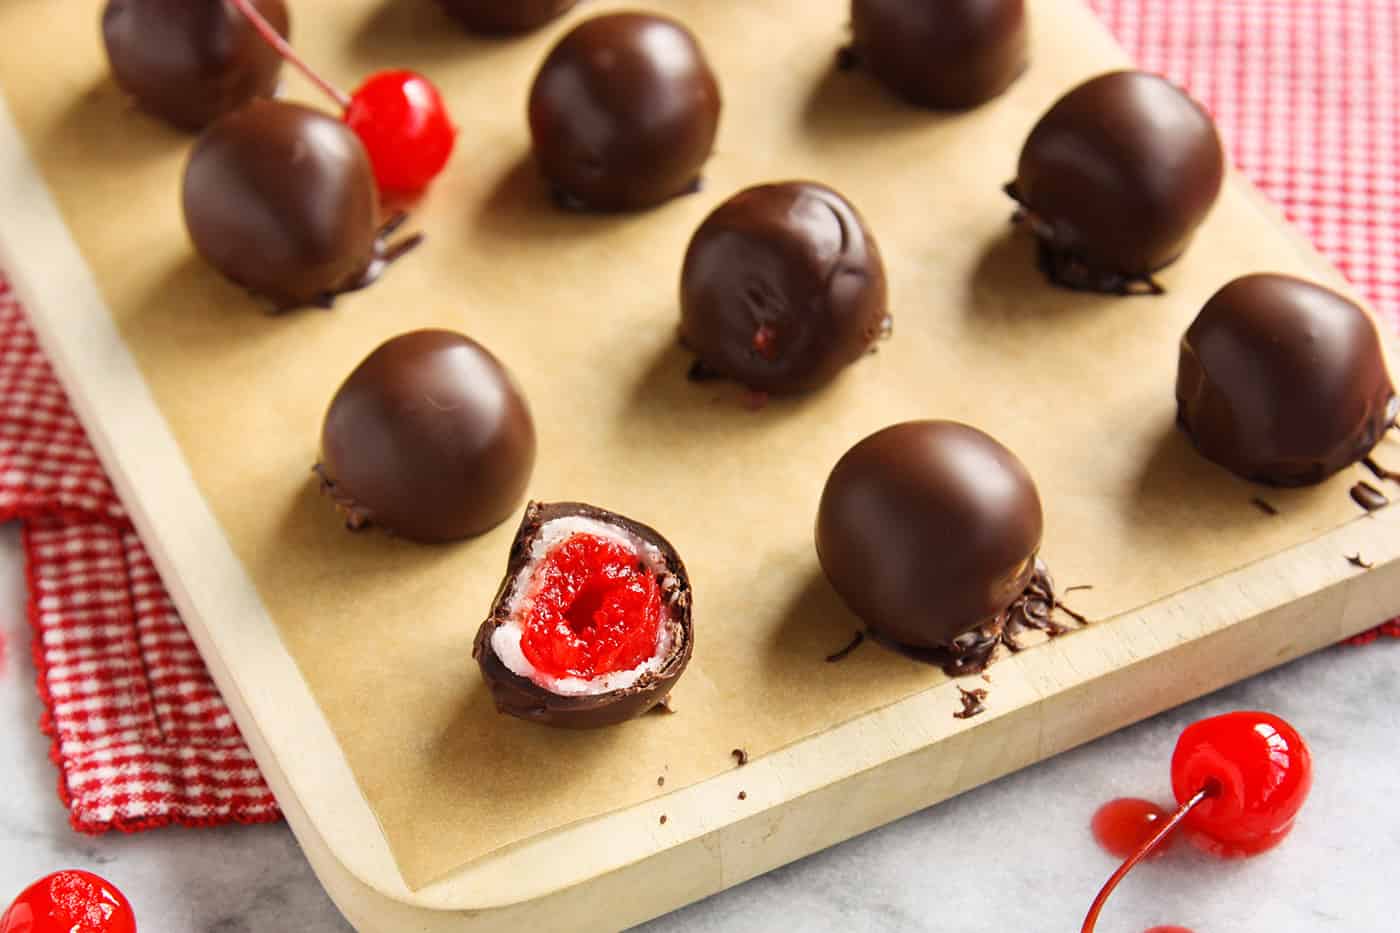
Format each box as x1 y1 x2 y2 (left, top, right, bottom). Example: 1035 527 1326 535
847 0 1028 109
317 330 536 543
1005 70 1224 294
528 12 721 211
1177 274 1398 485
438 0 576 33
474 501 693 729
183 99 417 310
680 182 890 394
816 421 1048 674
102 0 290 132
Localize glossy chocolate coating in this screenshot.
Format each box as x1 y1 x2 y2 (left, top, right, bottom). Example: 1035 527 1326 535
438 0 576 33
474 501 693 728
816 421 1044 651
183 100 384 309
102 0 290 132
849 0 1028 109
1177 274 1398 486
1006 70 1224 293
528 13 722 211
317 330 536 543
680 182 890 394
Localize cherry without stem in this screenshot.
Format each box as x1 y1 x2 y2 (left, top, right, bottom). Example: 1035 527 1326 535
227 0 455 194
0 870 135 933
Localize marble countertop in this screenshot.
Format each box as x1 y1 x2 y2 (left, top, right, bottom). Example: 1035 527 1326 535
1 520 1394 932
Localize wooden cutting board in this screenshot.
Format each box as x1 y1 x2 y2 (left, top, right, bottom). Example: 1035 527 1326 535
0 0 1397 928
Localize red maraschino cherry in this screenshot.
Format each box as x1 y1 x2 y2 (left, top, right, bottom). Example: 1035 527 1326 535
228 0 455 195
1082 711 1312 932
0 870 135 933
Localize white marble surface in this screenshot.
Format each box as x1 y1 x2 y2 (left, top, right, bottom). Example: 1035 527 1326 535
1 518 1395 932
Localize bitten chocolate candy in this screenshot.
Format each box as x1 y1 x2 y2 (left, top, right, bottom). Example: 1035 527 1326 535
438 0 576 33
182 100 415 310
816 421 1044 658
1177 274 1398 486
528 12 721 211
848 0 1028 109
474 501 693 728
680 181 890 394
102 0 290 132
317 330 536 543
1005 70 1224 294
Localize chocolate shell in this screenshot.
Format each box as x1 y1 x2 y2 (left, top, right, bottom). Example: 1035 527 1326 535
317 330 537 543
438 0 576 33
1005 70 1225 294
1177 274 1398 486
816 421 1045 657
474 502 693 728
102 0 290 132
528 12 722 211
182 99 413 310
680 181 890 394
848 0 1028 109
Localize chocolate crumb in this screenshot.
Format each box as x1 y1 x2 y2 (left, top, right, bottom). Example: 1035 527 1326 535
1347 553 1375 570
659 815 667 825
954 686 988 720
738 791 748 801
1351 481 1390 512
825 630 865 663
731 748 749 766
1251 496 1280 516
657 776 665 787
1063 584 1094 594
1362 457 1398 482
1055 601 1089 625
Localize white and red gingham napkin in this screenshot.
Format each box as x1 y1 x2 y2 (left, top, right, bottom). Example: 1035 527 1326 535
1 0 1396 834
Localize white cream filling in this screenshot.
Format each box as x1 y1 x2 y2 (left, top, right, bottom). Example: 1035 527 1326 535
491 516 674 696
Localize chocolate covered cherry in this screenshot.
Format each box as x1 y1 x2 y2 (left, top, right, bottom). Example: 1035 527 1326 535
1005 70 1225 293
317 330 536 543
102 0 289 131
438 0 577 33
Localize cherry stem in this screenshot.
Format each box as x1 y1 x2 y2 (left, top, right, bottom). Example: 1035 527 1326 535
227 0 352 111
1081 786 1213 933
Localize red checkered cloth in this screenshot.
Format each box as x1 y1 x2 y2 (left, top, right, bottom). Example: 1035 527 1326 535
1 0 1397 834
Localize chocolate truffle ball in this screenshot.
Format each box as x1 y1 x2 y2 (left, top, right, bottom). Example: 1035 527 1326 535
680 182 890 394
317 330 537 543
816 421 1044 652
183 100 391 310
102 0 290 132
848 0 1028 109
474 501 693 728
438 0 576 33
528 13 722 211
1005 70 1225 294
1177 274 1398 486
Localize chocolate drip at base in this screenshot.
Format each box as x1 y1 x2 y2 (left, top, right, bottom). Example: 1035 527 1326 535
299 215 423 312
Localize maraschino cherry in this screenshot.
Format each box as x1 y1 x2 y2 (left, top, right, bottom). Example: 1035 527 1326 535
1082 711 1312 932
228 0 455 195
0 870 135 933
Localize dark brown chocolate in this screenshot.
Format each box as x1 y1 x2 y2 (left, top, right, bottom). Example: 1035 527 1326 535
102 0 290 132
183 100 418 310
1177 274 1398 485
847 0 1028 109
317 330 536 543
528 12 721 211
1005 70 1224 293
438 0 576 33
679 182 890 394
1351 482 1389 512
816 421 1047 668
473 502 693 728
954 686 989 720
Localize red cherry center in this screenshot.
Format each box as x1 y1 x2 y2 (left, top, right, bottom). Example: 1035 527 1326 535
520 533 664 680
346 71 456 195
1091 798 1174 860
1170 711 1313 857
1 870 135 933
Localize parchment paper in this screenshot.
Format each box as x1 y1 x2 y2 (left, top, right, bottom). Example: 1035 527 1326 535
0 0 1394 890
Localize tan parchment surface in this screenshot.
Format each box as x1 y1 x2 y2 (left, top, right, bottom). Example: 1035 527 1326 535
1 0 1394 889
